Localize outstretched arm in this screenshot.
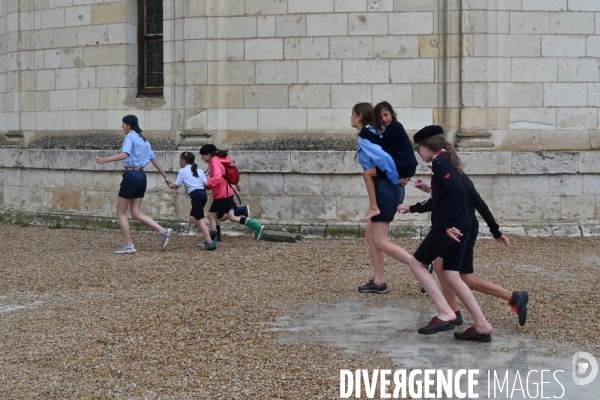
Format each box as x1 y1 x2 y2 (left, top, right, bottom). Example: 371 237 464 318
461 173 503 239
150 158 169 181
95 152 128 164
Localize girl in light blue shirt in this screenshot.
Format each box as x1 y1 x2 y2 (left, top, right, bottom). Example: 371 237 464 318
95 115 174 254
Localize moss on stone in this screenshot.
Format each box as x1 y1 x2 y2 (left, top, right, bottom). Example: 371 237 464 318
27 133 177 151
229 137 356 151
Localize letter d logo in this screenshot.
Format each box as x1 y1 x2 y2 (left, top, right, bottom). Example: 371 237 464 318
572 352 598 386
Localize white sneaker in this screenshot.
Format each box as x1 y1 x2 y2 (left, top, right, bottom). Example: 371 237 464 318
160 228 174 250
114 244 136 254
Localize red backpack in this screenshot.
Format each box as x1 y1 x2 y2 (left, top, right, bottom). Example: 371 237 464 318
223 163 240 185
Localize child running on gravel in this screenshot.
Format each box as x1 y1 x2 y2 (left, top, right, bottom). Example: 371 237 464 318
400 173 529 326
95 114 173 254
199 144 265 241
166 152 216 251
398 125 493 342
357 102 418 221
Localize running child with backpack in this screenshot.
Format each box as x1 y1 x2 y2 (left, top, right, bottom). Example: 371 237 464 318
166 152 216 251
199 144 265 241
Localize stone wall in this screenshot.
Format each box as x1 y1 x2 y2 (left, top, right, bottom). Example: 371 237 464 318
1 149 599 236
0 0 598 150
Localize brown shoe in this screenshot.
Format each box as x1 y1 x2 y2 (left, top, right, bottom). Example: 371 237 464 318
418 317 455 335
454 326 492 342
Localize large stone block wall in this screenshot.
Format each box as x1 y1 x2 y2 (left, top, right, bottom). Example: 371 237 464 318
461 0 600 151
0 0 598 150
1 149 600 236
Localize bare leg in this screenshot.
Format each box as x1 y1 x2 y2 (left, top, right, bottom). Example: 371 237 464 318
360 168 381 221
116 197 133 245
444 270 493 334
461 273 512 302
408 256 456 322
226 208 242 223
208 212 218 230
370 222 412 266
189 215 212 243
130 198 164 233
365 221 385 284
433 258 459 311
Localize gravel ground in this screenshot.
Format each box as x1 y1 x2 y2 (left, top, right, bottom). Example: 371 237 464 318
0 224 598 398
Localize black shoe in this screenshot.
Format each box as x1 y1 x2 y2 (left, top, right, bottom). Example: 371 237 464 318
420 264 435 294
418 317 455 335
358 279 388 294
454 326 492 342
234 205 250 218
198 241 216 250
453 311 463 326
510 291 529 326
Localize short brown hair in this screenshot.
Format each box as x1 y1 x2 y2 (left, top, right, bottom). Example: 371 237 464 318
352 103 375 128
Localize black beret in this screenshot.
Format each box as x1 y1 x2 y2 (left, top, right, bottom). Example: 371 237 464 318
199 144 217 155
413 125 444 144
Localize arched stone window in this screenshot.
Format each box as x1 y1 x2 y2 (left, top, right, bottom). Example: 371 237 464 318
138 0 163 95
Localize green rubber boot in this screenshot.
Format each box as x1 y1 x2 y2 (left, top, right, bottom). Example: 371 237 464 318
244 217 264 241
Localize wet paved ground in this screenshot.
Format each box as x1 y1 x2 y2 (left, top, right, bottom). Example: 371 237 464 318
0 224 599 398
268 298 600 398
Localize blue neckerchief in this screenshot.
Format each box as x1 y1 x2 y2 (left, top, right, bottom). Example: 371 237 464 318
365 125 383 138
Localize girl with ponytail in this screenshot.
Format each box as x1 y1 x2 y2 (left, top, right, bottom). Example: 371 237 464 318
200 144 265 241
398 125 494 342
95 114 174 254
166 152 216 250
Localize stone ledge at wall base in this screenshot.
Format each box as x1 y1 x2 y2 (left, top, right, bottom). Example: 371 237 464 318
2 208 599 239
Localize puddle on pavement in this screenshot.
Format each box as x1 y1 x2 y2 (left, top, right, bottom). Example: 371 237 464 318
267 298 600 398
0 296 42 313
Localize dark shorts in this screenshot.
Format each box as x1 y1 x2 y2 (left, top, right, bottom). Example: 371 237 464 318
460 225 478 274
118 170 147 199
371 178 405 223
414 229 471 272
189 189 208 220
209 196 237 219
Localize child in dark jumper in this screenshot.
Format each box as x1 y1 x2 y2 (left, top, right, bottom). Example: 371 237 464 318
398 125 493 342
358 102 418 221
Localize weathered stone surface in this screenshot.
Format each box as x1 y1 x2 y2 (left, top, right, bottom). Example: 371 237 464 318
579 152 600 174
560 196 595 220
293 197 337 221
249 173 284 195
511 152 579 174
290 151 345 174
229 151 291 173
260 196 294 221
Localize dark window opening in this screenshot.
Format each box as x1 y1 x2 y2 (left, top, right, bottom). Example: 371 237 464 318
138 0 163 95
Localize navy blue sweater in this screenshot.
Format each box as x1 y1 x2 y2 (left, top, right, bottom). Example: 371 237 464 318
408 153 471 234
409 172 502 238
460 173 502 238
358 121 418 179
